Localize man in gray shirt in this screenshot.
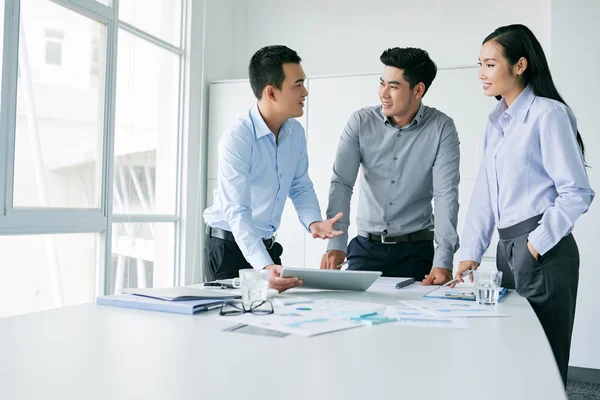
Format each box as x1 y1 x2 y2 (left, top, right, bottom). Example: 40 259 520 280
320 47 460 285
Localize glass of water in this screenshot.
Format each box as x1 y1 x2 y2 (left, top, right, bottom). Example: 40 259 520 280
232 269 270 308
473 270 503 305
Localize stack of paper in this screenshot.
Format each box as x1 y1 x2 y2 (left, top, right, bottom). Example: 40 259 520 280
220 299 385 337
125 287 236 301
97 295 228 315
97 287 237 315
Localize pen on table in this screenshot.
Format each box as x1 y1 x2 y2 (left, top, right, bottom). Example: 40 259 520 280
336 260 348 269
441 270 474 287
444 292 476 299
203 283 227 289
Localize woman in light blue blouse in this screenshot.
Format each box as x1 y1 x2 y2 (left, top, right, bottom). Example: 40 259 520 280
454 24 595 385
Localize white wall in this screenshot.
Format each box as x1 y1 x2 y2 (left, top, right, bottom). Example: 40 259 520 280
551 0 600 371
200 0 600 371
212 0 552 269
228 0 551 78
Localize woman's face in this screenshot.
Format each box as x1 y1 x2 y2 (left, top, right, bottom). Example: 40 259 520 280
478 40 525 102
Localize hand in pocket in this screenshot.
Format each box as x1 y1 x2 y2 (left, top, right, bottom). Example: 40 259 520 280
527 241 540 261
512 236 546 298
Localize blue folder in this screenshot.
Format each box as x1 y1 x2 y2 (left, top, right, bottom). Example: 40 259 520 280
97 294 231 315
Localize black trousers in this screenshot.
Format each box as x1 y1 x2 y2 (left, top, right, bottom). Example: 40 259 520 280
346 235 434 279
496 214 579 386
203 235 283 281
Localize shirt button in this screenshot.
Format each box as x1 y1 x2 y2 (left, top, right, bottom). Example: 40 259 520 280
393 157 398 161
279 174 282 178
389 202 393 205
386 222 391 226
391 180 395 184
396 133 400 138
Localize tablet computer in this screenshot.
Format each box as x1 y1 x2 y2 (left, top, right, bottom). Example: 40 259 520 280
280 268 382 291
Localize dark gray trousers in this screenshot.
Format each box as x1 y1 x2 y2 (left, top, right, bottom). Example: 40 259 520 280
203 236 283 281
346 236 434 279
496 214 579 386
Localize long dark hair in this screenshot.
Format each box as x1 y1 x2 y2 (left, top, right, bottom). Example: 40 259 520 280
484 24 585 156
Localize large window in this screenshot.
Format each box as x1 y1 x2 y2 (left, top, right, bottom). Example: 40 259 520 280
15 1 106 208
119 0 182 46
114 29 179 215
0 0 187 318
110 222 174 294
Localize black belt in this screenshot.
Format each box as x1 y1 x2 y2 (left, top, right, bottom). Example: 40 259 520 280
498 214 543 240
359 229 434 244
206 226 276 250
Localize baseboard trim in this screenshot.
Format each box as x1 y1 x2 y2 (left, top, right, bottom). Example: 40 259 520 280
569 366 600 384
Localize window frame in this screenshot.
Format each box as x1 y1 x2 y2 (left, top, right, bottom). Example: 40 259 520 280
0 0 189 297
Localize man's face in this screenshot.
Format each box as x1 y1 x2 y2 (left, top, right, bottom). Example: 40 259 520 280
378 65 415 121
273 63 308 118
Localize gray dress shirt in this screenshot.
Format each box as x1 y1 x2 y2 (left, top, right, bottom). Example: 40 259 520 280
326 103 460 270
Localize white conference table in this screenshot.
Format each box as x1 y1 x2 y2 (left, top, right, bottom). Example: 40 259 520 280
0 284 567 400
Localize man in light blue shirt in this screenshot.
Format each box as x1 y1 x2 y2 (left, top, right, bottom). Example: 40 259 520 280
204 45 342 292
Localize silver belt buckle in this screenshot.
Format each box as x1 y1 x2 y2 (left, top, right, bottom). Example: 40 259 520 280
380 233 397 245
267 233 277 250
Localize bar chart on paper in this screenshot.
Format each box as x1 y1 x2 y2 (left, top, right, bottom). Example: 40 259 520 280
398 300 510 318
384 306 470 329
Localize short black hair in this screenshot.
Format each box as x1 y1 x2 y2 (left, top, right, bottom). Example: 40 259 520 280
380 47 437 95
248 45 302 100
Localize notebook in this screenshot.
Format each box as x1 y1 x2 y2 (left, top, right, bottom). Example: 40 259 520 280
124 287 239 301
424 286 509 302
97 294 230 315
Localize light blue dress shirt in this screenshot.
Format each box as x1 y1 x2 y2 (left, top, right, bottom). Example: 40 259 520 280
460 85 594 263
204 104 322 269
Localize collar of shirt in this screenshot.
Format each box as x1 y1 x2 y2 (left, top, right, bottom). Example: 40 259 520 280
489 85 536 130
250 103 292 141
380 101 426 129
